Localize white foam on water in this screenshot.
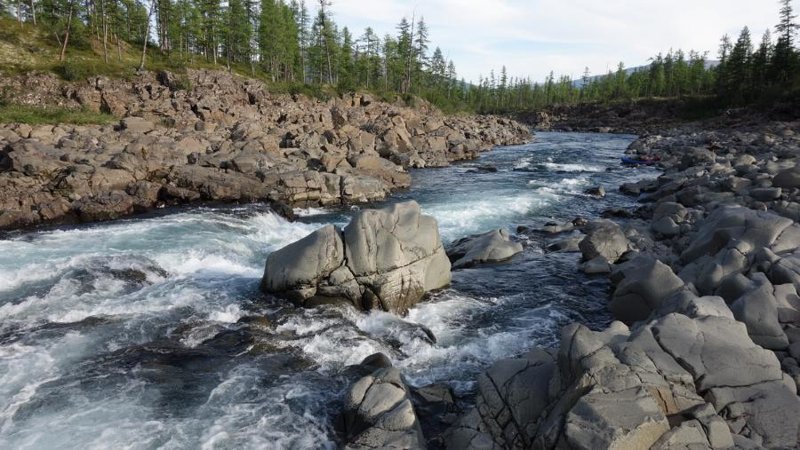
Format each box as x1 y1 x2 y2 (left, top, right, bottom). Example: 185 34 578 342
208 304 245 324
292 207 330 217
423 194 550 241
513 159 532 170
543 162 604 173
0 133 640 448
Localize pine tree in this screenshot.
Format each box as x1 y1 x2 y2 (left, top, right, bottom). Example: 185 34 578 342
290 0 309 82
356 26 379 89
772 0 798 84
308 0 336 84
223 0 251 67
752 29 773 91
446 60 456 98
723 26 753 102
198 0 222 64
395 17 412 92
429 46 445 87
337 26 354 90
413 16 428 89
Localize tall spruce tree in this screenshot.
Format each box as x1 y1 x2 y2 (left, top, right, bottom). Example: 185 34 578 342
752 29 773 91
772 0 798 83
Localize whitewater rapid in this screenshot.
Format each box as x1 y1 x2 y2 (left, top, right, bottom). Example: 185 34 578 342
0 132 655 449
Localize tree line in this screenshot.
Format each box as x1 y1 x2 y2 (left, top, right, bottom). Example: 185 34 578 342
1 0 798 113
467 0 799 113
1 0 466 107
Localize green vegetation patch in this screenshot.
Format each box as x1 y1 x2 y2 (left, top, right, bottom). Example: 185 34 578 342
0 104 115 125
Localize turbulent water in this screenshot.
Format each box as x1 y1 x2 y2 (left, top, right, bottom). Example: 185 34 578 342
0 132 656 449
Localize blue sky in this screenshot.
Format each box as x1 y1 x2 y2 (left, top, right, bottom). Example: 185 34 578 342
311 0 783 83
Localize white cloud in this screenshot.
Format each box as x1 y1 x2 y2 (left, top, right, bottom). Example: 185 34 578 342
312 0 784 82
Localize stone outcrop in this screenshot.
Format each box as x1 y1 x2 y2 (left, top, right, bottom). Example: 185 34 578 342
445 229 524 269
0 70 532 231
447 300 800 449
440 120 800 449
261 201 451 315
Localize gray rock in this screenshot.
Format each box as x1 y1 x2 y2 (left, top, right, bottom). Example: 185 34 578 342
343 367 426 450
749 187 782 201
652 313 782 391
653 201 688 223
261 224 345 303
261 201 451 315
772 163 800 189
610 256 685 324
564 387 670 450
120 117 155 134
446 349 556 449
344 201 452 314
655 291 734 320
579 220 630 264
581 256 612 274
546 235 583 253
650 419 709 449
447 229 523 269
707 380 800 448
652 216 680 237
730 275 789 350
584 186 606 198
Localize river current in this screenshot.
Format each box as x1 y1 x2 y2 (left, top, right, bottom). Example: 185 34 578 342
0 132 656 449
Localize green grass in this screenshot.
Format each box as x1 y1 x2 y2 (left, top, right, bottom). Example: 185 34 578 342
0 104 116 125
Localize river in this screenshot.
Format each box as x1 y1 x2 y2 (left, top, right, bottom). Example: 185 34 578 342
0 132 657 449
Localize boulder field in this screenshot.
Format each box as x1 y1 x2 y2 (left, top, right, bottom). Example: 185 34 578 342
0 69 531 231
334 120 800 449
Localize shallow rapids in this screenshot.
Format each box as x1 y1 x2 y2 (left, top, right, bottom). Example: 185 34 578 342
0 132 656 449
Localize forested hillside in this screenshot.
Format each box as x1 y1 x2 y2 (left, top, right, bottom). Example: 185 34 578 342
0 0 473 112
0 0 798 116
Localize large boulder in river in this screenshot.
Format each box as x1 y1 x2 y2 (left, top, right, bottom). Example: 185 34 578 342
261 201 451 315
260 224 346 303
446 229 523 269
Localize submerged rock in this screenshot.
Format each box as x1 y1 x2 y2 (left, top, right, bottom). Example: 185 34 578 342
261 201 451 315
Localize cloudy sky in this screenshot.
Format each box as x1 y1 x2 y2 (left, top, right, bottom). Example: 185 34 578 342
312 0 781 83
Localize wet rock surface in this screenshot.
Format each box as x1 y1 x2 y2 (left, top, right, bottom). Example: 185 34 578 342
360 119 800 448
0 70 531 231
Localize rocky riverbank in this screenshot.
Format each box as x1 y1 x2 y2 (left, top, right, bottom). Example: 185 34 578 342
0 69 531 231
328 119 800 449
518 98 800 136
446 120 800 449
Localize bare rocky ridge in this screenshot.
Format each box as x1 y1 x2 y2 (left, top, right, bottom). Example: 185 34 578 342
0 69 531 231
